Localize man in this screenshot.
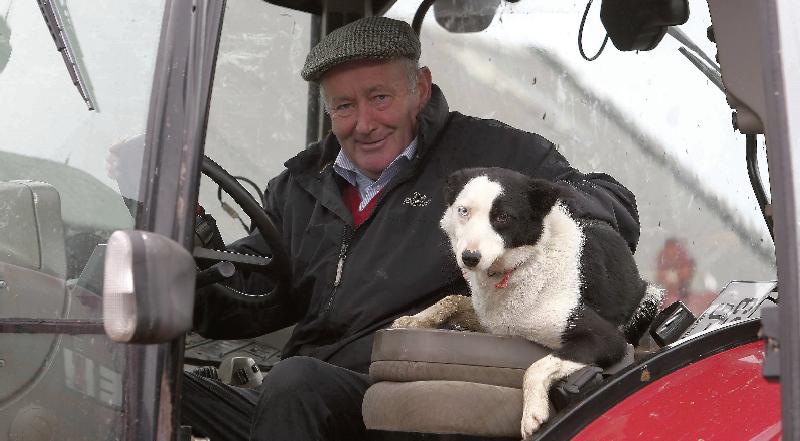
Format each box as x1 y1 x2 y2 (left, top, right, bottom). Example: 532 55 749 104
182 16 640 441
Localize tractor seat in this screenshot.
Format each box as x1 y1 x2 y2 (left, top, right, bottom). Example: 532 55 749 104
362 328 633 439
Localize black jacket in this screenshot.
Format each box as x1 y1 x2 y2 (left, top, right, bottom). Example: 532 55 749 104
193 86 640 374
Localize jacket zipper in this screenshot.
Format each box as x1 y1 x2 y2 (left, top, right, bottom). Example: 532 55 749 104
323 225 353 313
320 158 419 314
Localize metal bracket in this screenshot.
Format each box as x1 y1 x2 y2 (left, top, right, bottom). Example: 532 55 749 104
760 305 780 380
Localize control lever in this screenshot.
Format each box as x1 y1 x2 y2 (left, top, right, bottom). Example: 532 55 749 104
196 261 236 288
550 366 604 411
218 356 263 388
649 301 696 347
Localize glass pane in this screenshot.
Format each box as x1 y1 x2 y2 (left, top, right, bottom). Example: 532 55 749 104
0 0 165 317
200 0 311 243
0 0 163 439
0 333 125 440
386 0 775 315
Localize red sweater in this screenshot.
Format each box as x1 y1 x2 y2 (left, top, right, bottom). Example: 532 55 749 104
342 184 380 228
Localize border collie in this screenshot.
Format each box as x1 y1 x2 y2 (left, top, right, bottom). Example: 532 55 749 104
392 167 662 440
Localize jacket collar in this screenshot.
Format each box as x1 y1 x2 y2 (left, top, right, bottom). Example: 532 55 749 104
283 85 450 223
284 84 451 178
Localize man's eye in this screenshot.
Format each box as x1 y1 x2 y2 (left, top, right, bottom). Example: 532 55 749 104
330 103 355 117
372 95 391 106
457 206 469 217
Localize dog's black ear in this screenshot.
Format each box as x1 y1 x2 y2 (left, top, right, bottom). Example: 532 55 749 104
527 179 566 214
442 169 472 205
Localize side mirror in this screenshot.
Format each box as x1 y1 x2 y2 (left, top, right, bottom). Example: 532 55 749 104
103 230 195 343
600 0 689 51
433 0 502 33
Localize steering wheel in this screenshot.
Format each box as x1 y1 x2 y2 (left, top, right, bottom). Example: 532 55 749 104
193 155 291 304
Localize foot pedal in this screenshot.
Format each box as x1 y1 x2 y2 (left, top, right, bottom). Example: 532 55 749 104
190 366 220 381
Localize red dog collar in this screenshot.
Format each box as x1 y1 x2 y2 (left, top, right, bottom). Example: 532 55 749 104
495 269 515 289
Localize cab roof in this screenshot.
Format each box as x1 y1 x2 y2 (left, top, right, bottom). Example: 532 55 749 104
264 0 396 17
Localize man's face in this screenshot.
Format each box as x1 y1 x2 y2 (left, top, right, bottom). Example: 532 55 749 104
321 58 432 180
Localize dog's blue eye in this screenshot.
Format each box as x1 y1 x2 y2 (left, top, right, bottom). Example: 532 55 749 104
457 206 469 217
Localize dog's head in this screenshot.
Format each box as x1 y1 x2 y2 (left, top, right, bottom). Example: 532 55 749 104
440 167 566 273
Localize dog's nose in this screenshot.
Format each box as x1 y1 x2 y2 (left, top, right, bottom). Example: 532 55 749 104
461 250 481 268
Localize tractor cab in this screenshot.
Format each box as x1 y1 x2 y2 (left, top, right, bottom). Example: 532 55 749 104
0 0 796 439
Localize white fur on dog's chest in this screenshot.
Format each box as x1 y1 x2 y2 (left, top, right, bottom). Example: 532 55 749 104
467 205 584 350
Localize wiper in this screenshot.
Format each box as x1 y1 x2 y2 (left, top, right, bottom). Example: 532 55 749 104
668 27 724 94
36 0 95 111
668 27 720 72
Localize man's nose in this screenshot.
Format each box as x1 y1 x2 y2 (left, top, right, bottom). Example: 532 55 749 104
461 250 481 268
354 104 376 134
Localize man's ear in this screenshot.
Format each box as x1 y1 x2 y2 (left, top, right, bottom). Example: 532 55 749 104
527 179 565 215
416 66 433 109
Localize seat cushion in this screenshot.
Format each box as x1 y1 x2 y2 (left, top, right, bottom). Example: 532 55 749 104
369 329 634 383
363 329 634 437
369 360 526 388
371 329 550 369
362 381 524 438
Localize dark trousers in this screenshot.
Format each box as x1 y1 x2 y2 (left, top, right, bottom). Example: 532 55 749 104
181 356 374 441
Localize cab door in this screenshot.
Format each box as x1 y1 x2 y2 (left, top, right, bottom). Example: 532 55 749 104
0 1 223 440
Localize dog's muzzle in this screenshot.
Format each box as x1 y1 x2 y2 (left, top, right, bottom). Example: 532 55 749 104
461 250 481 268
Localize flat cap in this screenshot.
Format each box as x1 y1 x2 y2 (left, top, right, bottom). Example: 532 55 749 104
301 17 420 81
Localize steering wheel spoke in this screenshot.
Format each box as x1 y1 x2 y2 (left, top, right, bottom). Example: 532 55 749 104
198 156 291 300
193 247 272 271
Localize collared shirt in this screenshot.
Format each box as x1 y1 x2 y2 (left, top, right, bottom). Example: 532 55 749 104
333 138 418 211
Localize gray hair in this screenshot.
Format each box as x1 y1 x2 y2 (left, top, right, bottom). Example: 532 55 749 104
320 57 421 114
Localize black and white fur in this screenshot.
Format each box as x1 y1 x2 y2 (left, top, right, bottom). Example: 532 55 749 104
392 167 662 440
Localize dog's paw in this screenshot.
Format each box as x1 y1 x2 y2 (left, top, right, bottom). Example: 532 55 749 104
390 315 430 329
390 315 419 329
520 397 550 440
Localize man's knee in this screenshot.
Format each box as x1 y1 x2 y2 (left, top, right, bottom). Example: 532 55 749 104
259 356 370 406
261 356 327 398
252 356 373 439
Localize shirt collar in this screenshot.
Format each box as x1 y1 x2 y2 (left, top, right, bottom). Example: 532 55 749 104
333 138 418 187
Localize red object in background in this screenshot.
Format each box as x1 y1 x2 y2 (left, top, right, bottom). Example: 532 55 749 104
574 341 780 441
656 238 717 316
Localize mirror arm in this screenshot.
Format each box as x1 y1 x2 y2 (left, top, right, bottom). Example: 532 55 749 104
412 0 436 35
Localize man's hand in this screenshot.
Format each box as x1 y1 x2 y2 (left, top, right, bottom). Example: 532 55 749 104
194 205 226 251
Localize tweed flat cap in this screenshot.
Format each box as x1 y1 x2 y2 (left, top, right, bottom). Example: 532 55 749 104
301 17 420 81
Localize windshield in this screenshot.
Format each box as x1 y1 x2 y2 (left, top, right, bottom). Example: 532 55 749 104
201 0 775 320
201 0 312 244
386 0 776 315
0 0 165 438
